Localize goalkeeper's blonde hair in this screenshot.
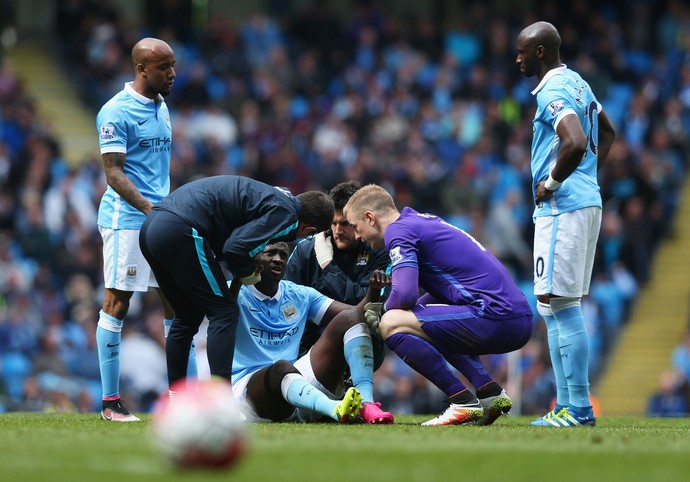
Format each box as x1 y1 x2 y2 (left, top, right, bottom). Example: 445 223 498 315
343 184 397 221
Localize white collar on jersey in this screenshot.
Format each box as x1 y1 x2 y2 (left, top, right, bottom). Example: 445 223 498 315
124 82 164 104
248 282 283 301
531 64 567 96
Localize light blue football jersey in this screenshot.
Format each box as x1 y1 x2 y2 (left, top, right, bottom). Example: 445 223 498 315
231 280 332 383
96 82 171 230
530 66 602 218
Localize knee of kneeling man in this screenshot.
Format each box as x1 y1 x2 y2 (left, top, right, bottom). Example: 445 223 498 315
380 309 424 339
379 311 401 338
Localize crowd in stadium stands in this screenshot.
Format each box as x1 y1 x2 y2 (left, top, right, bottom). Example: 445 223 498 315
1 0 690 415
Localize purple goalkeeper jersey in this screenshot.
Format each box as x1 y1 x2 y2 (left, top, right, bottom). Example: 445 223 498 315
384 207 532 320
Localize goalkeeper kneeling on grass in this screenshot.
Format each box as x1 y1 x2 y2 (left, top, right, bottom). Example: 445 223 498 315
228 242 394 424
344 185 534 427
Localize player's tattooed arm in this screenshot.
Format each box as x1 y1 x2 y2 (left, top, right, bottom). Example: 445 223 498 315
102 152 154 215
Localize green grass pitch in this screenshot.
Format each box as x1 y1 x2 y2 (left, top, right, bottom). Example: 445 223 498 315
1 413 689 482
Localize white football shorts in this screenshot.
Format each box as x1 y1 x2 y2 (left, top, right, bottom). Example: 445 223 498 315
533 206 602 298
99 226 158 291
232 349 343 423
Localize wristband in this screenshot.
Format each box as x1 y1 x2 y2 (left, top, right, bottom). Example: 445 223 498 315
544 174 562 191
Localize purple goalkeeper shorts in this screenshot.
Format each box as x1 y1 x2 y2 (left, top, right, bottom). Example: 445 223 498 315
414 304 533 356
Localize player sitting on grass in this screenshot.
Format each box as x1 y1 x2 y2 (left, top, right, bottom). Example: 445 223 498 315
229 242 394 424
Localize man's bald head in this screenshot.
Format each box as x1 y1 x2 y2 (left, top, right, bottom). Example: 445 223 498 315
518 21 561 53
131 37 176 99
131 38 173 66
515 21 562 79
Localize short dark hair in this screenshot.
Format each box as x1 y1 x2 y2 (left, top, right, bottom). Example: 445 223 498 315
329 180 362 210
297 191 334 232
263 241 289 253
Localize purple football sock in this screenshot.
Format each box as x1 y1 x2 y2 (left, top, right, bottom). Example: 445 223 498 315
441 353 494 390
386 332 466 397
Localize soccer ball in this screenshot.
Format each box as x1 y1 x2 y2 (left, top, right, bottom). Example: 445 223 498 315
151 377 248 469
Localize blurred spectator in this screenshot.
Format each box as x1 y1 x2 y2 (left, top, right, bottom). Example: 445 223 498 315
671 328 690 383
647 370 690 417
0 296 39 357
288 0 349 79
119 311 168 413
374 354 444 415
241 14 284 70
144 0 193 42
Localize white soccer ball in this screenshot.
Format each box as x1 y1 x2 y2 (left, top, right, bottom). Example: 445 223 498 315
151 377 248 469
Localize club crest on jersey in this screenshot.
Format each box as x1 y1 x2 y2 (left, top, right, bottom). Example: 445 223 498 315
281 303 298 321
126 264 138 281
100 124 115 141
389 246 403 266
547 100 565 116
356 252 369 266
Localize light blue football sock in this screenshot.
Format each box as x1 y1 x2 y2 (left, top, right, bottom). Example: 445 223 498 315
281 373 338 420
343 324 374 402
163 318 172 337
551 298 591 409
97 310 124 398
537 301 568 411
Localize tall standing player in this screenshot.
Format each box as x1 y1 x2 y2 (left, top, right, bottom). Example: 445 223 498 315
96 38 194 422
516 21 615 427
